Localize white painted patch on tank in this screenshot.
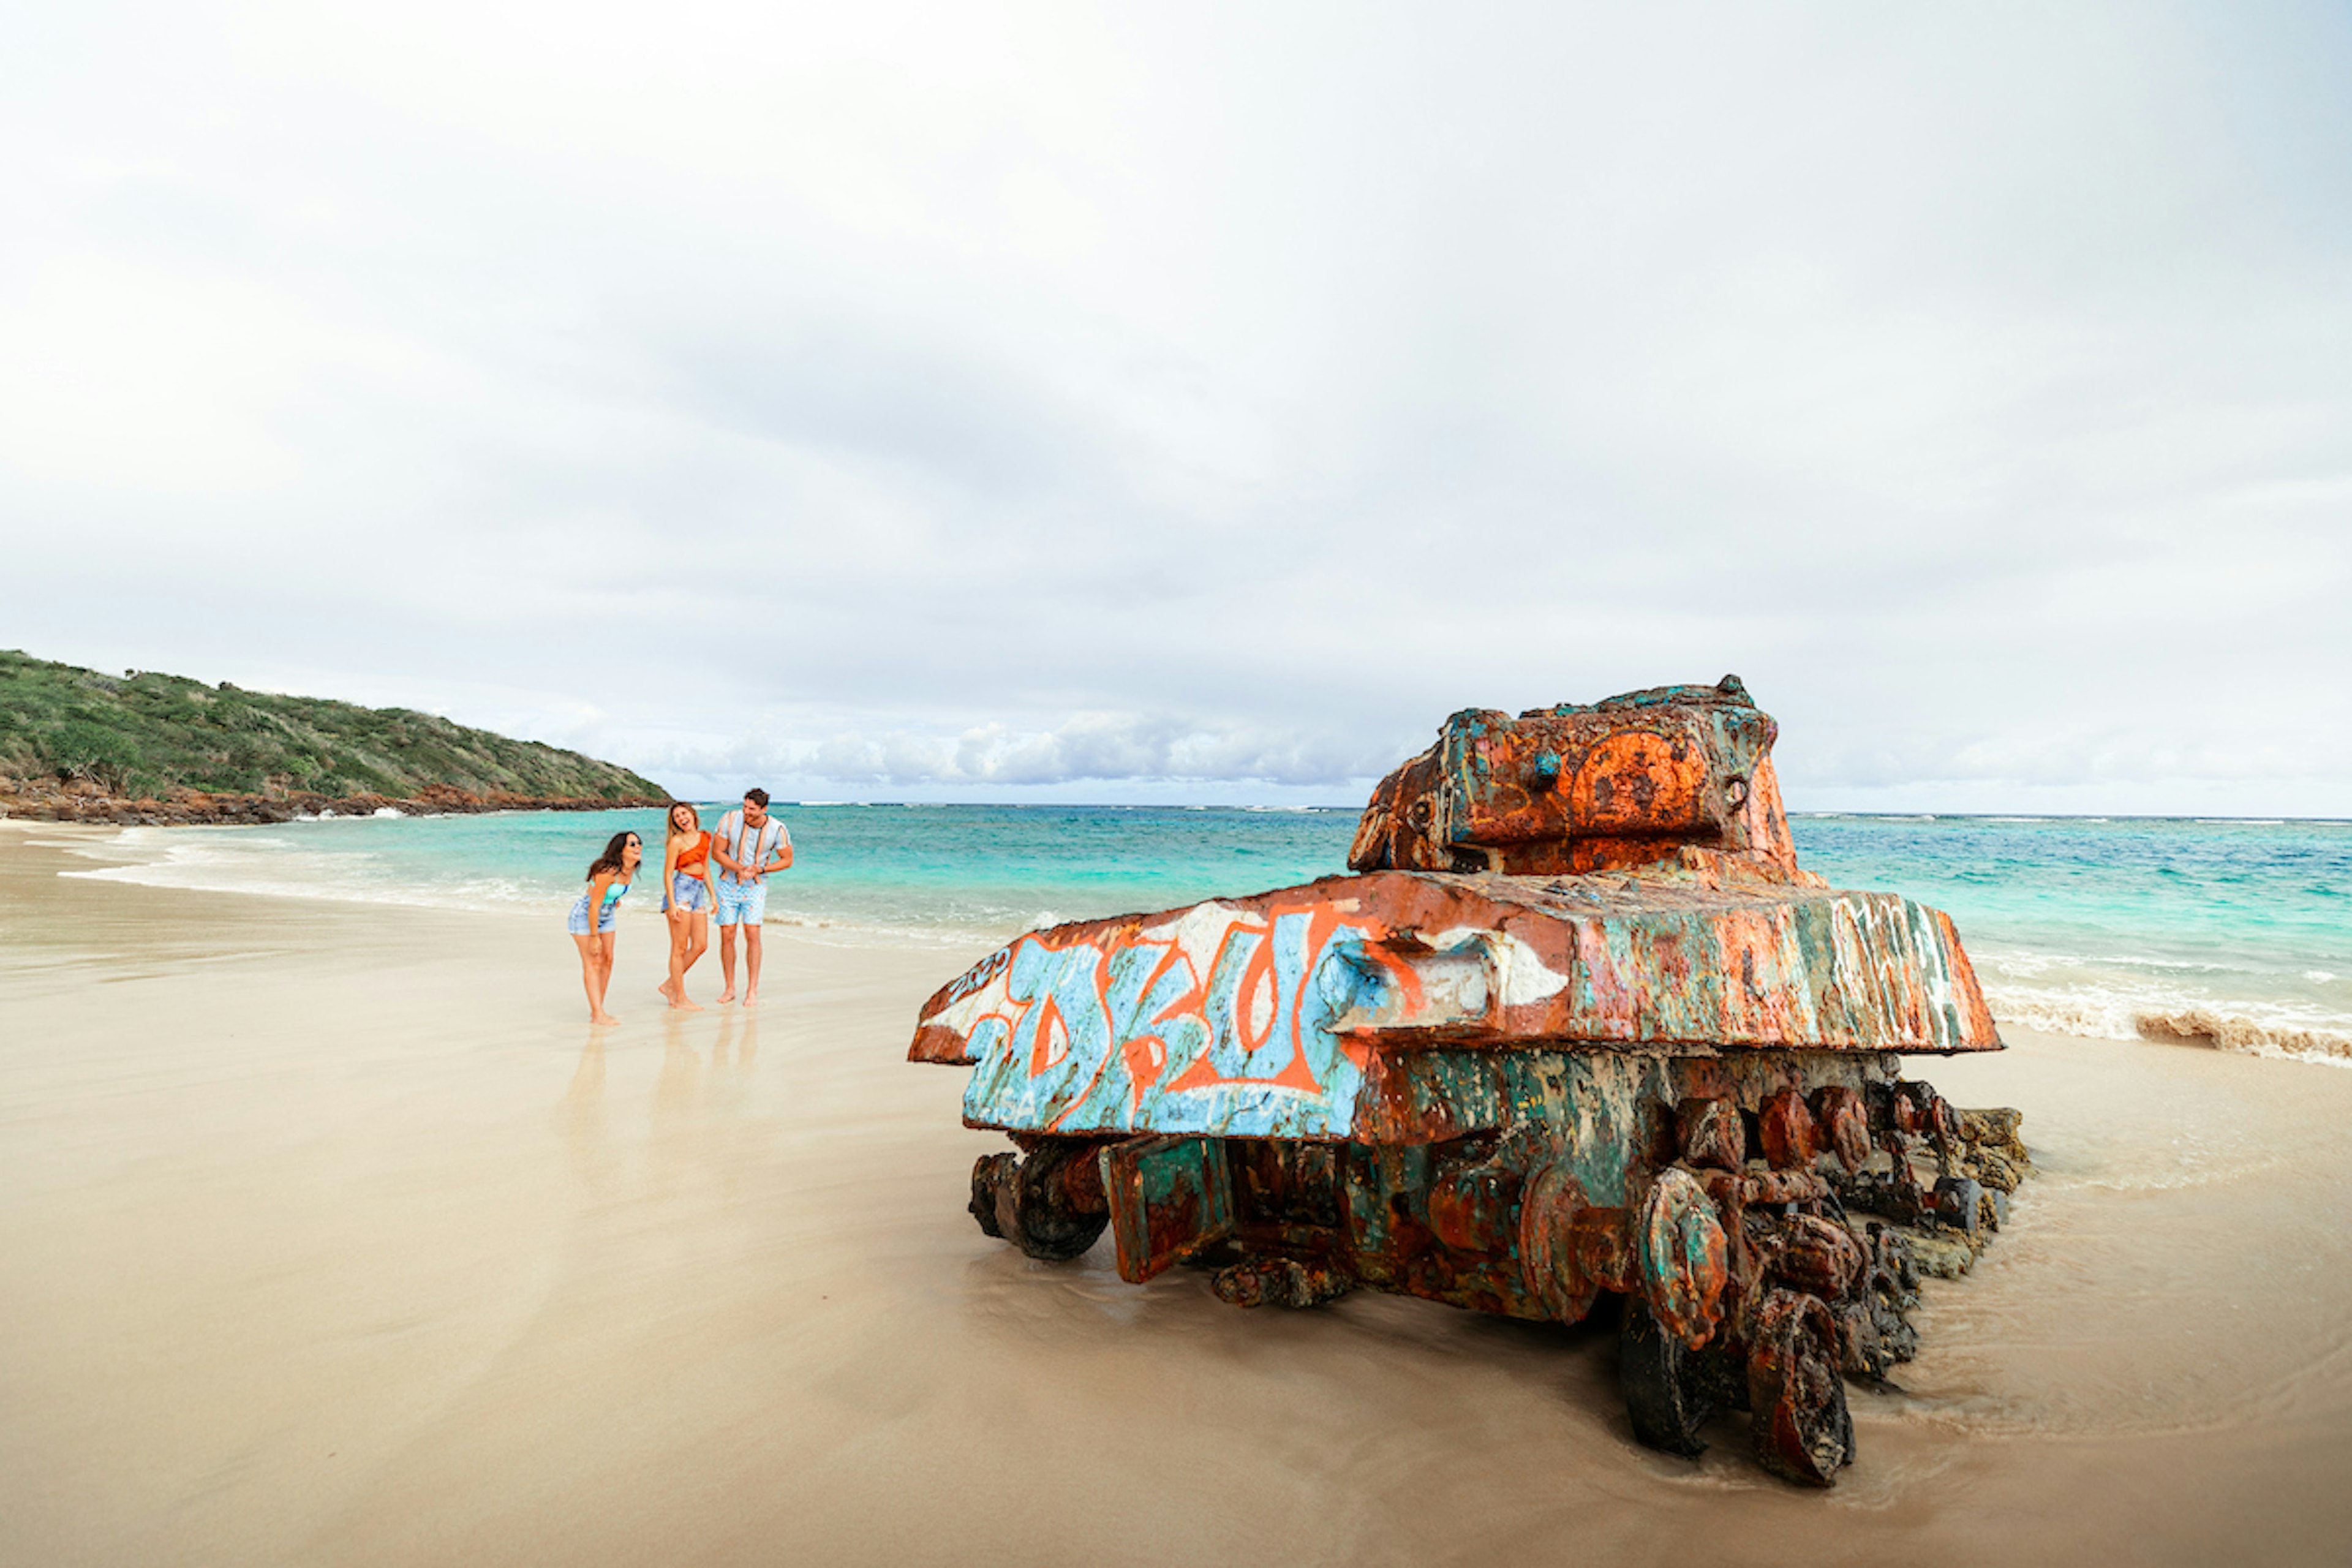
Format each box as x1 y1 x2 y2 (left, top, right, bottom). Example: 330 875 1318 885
927 946 1015 1036
1408 949 1491 1022
1140 900 1251 966
1426 927 1572 1008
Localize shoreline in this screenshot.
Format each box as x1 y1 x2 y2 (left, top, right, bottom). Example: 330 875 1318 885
13 818 998 957
22 814 2352 1069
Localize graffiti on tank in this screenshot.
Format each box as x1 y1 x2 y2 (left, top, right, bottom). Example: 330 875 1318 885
949 903 1412 1137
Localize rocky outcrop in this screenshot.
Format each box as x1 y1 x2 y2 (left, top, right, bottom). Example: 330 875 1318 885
0 775 667 826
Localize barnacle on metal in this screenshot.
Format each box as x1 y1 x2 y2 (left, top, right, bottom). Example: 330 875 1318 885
909 677 2030 1486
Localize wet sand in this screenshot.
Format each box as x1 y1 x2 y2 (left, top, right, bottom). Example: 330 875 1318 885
4 825 2351 1566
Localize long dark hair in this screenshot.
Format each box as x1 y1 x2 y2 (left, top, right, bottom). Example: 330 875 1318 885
587 831 639 881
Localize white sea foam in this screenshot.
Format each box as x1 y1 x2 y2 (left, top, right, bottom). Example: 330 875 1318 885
2131 1009 2352 1065
1981 948 2084 978
57 827 542 916
753 908 987 952
61 835 984 954
1986 981 2352 1068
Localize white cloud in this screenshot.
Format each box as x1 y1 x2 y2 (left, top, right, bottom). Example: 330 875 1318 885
627 710 1396 797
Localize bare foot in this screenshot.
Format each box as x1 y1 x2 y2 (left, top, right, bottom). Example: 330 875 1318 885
741 990 758 1009
715 989 737 1005
590 1011 619 1025
669 996 706 1012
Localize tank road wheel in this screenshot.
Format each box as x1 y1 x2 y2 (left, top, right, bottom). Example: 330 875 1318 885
971 1140 1110 1262
1634 1168 1729 1348
1619 1295 1714 1458
969 1153 1014 1238
1747 1289 1855 1487
1841 1223 1920 1381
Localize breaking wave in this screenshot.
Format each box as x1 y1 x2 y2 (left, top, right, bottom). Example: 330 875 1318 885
1985 985 2352 1068
2130 1008 2352 1064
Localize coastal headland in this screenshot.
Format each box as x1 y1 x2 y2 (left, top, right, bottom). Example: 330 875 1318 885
0 778 669 826
0 649 669 824
6 823 2352 1566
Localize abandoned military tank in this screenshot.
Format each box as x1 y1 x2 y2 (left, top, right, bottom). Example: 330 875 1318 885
907 677 2029 1485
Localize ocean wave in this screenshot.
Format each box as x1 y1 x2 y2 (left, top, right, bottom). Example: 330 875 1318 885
1981 944 2342 982
752 908 994 952
63 840 996 953
2132 1008 2352 1064
1987 986 2352 1068
69 857 538 913
1980 949 2084 978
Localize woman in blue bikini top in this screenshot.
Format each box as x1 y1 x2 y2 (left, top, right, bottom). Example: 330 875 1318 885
568 831 642 1025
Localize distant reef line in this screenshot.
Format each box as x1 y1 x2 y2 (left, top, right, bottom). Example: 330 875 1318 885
0 647 672 825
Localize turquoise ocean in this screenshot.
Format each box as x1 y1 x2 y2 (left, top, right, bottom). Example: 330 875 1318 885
65 805 2352 1061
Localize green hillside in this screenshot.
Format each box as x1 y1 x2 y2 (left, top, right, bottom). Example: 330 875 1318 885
0 649 666 804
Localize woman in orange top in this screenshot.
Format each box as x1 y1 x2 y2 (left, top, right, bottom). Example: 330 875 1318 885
658 801 718 1011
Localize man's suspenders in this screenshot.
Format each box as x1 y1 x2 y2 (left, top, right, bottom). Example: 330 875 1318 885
729 812 769 878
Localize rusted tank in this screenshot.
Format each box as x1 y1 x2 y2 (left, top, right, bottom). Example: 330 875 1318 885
908 677 2027 1485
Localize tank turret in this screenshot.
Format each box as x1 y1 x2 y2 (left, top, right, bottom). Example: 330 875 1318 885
1350 675 1803 880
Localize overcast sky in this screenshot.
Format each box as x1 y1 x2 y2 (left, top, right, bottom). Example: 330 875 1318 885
4 2 2348 813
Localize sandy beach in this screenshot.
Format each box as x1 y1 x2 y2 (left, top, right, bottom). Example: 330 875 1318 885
5 824 2352 1567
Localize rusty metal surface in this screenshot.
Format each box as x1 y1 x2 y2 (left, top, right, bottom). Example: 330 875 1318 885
1348 676 1804 879
1099 1134 1235 1283
913 677 2026 1487
911 868 1997 1140
1634 1169 1729 1348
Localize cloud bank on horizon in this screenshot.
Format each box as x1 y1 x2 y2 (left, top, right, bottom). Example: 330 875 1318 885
2 2 2348 813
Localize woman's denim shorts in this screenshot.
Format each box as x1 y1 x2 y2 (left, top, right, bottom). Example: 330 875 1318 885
663 872 712 915
567 892 618 936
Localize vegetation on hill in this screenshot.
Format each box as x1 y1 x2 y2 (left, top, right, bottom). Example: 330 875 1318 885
0 649 666 805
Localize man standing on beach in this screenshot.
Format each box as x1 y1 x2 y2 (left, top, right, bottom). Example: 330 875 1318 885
712 788 793 1006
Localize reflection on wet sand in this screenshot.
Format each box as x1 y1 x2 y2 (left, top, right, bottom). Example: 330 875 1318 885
559 1029 616 1193
556 1007 774 1205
